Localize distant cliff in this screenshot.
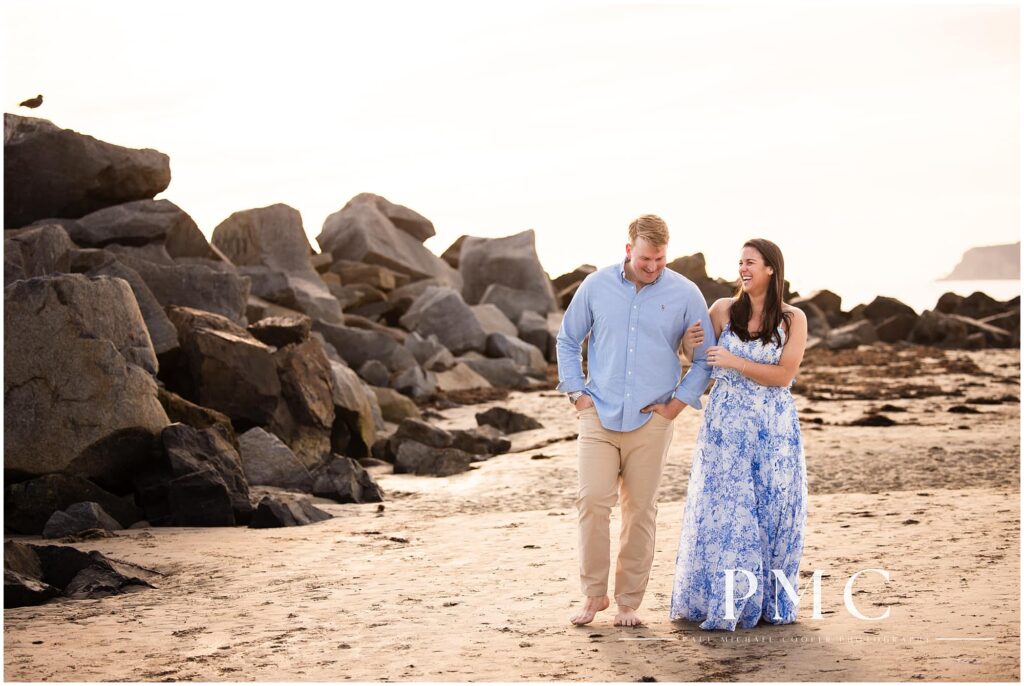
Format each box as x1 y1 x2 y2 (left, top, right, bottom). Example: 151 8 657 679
940 242 1020 281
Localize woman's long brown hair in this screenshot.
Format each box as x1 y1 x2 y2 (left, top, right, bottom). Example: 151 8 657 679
729 238 791 347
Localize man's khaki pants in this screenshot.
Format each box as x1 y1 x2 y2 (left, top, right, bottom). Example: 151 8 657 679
575 406 674 610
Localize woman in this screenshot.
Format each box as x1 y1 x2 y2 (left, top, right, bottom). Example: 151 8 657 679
669 238 809 631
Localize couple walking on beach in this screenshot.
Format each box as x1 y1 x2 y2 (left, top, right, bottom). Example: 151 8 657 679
556 215 809 631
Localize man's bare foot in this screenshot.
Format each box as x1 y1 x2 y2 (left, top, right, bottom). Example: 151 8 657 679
569 595 610 625
613 605 644 627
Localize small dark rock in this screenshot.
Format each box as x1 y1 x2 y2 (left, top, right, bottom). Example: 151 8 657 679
475 407 543 433
42 502 122 539
394 441 475 477
249 495 333 529
395 418 453 449
849 414 897 427
4 568 62 608
311 455 384 504
450 426 512 457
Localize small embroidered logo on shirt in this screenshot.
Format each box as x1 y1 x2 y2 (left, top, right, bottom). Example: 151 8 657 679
661 304 665 311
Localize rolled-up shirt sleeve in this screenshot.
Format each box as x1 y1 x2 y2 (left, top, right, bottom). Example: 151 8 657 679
555 277 593 393
672 287 716 410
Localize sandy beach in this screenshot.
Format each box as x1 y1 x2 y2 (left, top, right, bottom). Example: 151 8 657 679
3 346 1019 682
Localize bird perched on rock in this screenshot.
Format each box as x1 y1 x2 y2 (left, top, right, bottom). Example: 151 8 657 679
19 94 43 109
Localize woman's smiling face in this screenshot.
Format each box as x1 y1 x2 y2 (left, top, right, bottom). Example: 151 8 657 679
738 245 773 294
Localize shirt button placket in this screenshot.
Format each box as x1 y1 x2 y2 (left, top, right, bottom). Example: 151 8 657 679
626 296 640 418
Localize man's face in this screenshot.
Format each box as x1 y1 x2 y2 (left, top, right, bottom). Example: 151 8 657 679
625 237 668 285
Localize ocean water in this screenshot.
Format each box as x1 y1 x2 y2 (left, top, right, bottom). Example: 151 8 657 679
794 279 1019 315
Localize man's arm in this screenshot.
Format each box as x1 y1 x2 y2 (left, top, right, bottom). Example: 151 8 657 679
672 286 716 410
555 277 594 393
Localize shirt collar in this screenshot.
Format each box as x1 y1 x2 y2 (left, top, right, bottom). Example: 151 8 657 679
620 256 666 287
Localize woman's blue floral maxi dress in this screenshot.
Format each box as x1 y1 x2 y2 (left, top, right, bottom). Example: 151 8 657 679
670 321 808 631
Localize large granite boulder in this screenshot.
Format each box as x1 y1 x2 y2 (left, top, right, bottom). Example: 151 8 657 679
479 283 556 323
862 296 916 325
953 291 1007 320
4 275 169 486
789 298 831 339
552 264 597 292
39 199 210 258
875 314 918 343
935 292 963 314
399 286 487 354
553 265 598 310
471 304 518 337
238 427 315 491
435 362 494 392
6 542 152 607
166 469 237 526
161 423 254 525
314 321 417 373
212 204 343 324
328 361 378 457
275 340 335 432
517 310 553 362
4 223 74 285
4 114 170 228
167 306 281 426
459 230 558 311
386 279 443 319
117 252 250 323
666 254 709 282
485 333 547 378
157 388 237 449
801 289 843 319
910 310 970 347
666 254 736 306
267 339 336 467
69 248 180 355
4 541 62 607
105 242 176 265
238 265 297 307
317 193 459 287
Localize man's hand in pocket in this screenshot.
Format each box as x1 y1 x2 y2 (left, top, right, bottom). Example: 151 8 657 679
574 394 595 411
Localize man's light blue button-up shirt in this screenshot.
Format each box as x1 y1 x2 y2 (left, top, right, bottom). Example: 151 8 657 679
555 259 716 432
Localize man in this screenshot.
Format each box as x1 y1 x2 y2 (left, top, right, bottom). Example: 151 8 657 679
556 214 715 627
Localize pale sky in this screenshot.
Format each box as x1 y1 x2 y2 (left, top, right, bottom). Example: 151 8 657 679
2 2 1019 308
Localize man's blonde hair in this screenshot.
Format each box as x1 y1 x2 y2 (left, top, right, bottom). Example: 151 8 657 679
628 214 669 247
